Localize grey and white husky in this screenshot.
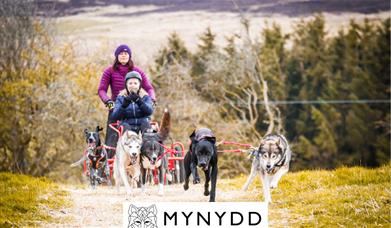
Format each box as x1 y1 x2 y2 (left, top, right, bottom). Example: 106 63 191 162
242 134 291 203
114 130 143 196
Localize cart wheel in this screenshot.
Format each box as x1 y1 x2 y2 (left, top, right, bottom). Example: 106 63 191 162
175 146 185 183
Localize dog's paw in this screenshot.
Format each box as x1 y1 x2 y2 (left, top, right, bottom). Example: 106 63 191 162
193 178 200 184
204 190 210 196
183 183 189 191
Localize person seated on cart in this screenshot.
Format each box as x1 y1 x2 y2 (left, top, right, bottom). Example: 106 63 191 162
111 71 154 134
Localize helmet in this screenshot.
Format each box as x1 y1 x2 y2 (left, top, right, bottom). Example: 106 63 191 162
125 71 142 83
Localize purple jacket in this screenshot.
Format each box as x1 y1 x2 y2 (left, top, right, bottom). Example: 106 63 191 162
98 65 156 103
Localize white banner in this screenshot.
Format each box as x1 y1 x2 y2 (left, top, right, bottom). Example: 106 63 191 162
123 202 268 228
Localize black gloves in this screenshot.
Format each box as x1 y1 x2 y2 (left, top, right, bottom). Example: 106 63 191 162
128 92 140 103
122 96 132 108
122 92 141 108
105 99 115 110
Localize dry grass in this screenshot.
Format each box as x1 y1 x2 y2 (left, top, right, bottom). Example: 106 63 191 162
0 172 70 227
218 163 391 227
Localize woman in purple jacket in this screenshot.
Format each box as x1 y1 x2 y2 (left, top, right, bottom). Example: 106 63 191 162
98 44 156 157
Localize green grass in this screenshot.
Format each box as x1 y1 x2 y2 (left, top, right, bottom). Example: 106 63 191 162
218 163 391 227
0 172 70 227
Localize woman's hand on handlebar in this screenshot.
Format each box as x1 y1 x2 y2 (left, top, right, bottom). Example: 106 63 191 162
105 99 115 110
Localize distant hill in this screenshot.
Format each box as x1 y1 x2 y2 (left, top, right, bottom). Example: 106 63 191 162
35 0 390 17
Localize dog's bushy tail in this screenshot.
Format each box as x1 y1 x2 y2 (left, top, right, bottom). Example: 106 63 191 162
159 108 170 141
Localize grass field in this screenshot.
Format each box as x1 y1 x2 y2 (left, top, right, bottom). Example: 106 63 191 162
0 172 70 227
219 163 391 227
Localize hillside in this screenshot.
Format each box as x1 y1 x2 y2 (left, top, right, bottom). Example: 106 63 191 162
37 0 390 17
52 1 390 64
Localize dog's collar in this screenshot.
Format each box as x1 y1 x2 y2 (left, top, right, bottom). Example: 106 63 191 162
88 144 103 152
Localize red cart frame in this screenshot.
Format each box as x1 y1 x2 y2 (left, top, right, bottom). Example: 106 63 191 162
82 121 187 185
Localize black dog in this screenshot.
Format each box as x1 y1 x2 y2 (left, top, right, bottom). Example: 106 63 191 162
183 128 218 202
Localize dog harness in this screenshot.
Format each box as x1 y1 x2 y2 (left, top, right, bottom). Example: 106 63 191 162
194 128 216 142
189 128 216 155
87 147 107 169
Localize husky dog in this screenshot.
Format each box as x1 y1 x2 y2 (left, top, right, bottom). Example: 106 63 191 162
242 134 291 203
140 108 170 196
128 204 157 228
114 130 143 196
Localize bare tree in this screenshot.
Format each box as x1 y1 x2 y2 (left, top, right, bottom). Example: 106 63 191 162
214 0 283 137
0 0 40 173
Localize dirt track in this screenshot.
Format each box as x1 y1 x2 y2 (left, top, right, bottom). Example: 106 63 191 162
43 182 257 227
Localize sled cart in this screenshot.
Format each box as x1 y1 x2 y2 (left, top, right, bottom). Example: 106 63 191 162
106 121 186 185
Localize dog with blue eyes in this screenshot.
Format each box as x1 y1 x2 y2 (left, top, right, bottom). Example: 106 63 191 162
183 128 218 202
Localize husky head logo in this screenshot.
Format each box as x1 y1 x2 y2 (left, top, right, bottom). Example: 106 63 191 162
128 204 157 228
